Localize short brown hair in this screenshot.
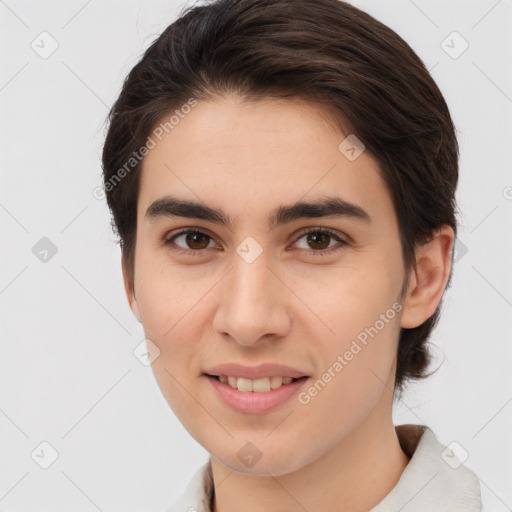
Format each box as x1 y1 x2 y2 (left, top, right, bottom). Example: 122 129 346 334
102 0 459 394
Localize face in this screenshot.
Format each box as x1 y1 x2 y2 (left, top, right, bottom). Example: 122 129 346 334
124 94 411 476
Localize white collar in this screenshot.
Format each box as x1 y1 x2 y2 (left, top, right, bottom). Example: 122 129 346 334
167 424 482 512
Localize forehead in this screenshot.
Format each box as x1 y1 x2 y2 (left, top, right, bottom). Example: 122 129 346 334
138 96 396 230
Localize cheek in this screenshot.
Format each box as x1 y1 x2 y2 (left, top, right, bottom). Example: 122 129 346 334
325 294 401 391
135 254 211 335
289 262 398 340
300 323 399 439
296 273 400 416
134 266 206 397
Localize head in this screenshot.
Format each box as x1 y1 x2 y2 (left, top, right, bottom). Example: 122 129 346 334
102 0 457 475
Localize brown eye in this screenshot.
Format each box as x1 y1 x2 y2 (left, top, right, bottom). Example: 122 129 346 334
294 228 349 256
165 230 215 251
185 231 211 249
306 232 331 250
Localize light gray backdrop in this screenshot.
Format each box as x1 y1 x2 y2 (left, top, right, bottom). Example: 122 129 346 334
1 0 511 511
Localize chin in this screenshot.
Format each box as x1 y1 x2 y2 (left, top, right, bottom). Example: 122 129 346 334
212 442 314 477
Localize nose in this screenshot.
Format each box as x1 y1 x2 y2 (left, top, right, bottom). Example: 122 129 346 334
212 247 292 347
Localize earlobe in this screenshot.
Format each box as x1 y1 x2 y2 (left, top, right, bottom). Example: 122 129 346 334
121 255 142 323
400 225 455 329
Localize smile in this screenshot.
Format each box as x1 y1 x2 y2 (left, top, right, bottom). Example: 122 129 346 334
205 374 310 414
210 375 301 392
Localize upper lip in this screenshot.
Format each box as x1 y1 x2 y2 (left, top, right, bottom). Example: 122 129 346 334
204 363 309 380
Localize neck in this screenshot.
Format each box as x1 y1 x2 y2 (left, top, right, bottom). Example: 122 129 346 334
210 410 410 512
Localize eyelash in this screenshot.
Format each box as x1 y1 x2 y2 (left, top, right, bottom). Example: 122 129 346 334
163 227 349 257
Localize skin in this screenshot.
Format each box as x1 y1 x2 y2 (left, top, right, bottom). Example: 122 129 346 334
122 94 454 512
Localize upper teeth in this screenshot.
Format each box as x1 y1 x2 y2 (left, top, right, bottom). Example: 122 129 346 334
218 375 296 392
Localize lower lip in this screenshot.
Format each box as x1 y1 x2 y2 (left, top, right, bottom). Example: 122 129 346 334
205 375 309 414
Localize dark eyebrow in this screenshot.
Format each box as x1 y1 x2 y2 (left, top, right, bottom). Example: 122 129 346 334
145 195 371 230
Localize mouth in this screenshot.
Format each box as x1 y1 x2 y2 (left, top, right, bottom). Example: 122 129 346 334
204 373 310 414
205 374 309 393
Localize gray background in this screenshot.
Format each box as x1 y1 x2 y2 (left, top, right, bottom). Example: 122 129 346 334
1 0 511 510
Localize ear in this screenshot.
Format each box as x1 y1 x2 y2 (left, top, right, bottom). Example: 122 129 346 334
121 255 142 323
400 225 455 329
